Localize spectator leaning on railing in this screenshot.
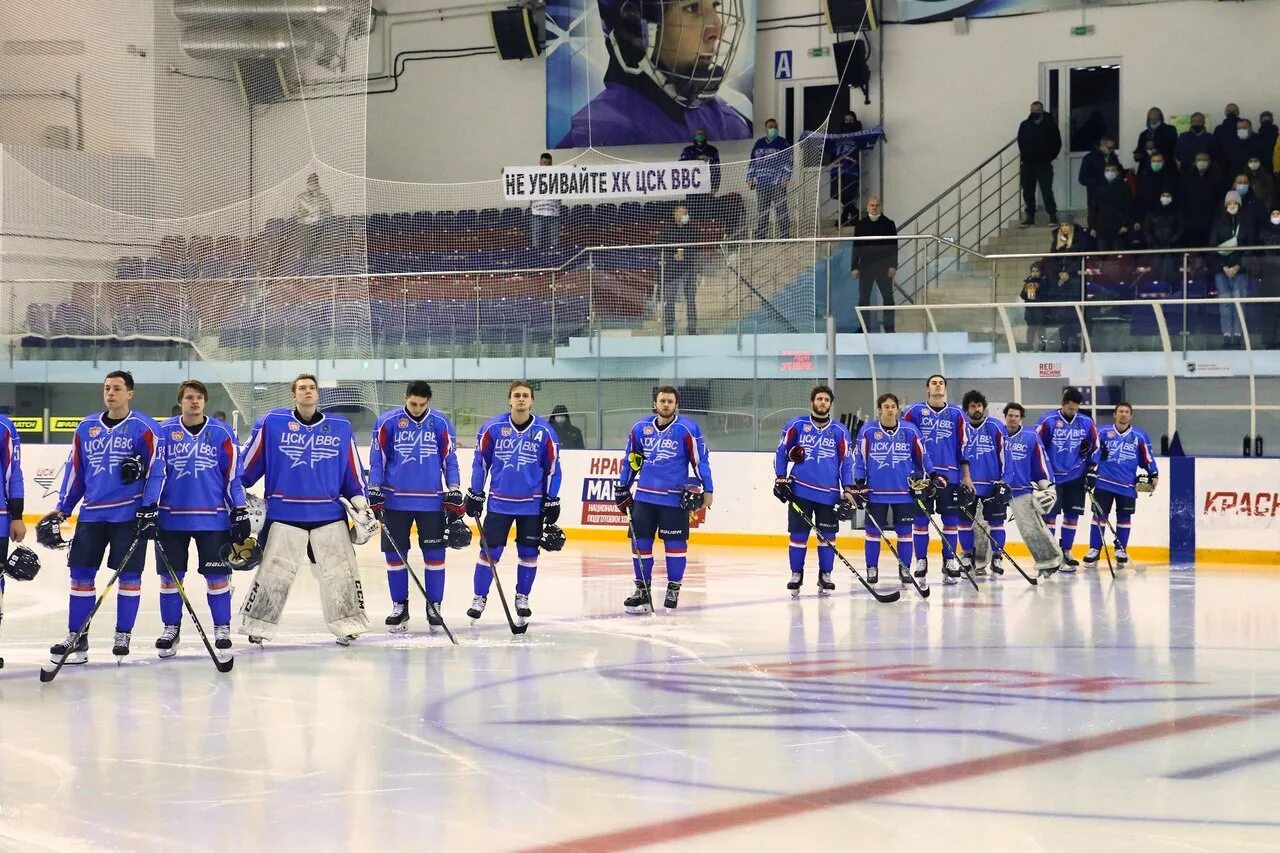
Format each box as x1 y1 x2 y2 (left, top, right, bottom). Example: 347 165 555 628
1209 190 1255 349
850 196 900 334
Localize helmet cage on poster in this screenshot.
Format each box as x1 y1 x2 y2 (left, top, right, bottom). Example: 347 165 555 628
602 0 745 109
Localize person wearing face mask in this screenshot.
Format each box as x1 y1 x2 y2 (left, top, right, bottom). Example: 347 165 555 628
1017 100 1062 226
1078 136 1123 211
824 111 866 226
1227 118 1269 178
747 118 793 239
679 128 721 196
1176 112 1218 173
1133 107 1177 174
1143 190 1184 290
547 405 585 450
1232 173 1267 232
1181 152 1228 247
1088 163 1134 251
1257 111 1277 157
1044 220 1093 348
1256 206 1280 349
660 204 700 336
1208 190 1256 348
1213 103 1242 155
1245 156 1274 212
850 196 900 333
1135 152 1179 221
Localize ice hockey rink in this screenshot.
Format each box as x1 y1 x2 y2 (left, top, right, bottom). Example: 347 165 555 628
1 541 1278 852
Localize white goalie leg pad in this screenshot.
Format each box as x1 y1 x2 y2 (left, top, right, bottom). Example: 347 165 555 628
309 520 370 638
972 515 991 566
238 522 307 640
1011 494 1064 571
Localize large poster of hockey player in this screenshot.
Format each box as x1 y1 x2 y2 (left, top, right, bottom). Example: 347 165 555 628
545 0 756 148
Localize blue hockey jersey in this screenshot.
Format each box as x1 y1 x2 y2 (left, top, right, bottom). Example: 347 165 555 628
242 409 366 524
774 416 854 505
746 135 793 187
960 417 1008 496
1092 425 1158 498
143 417 245 532
370 407 460 511
1035 409 1099 482
853 420 932 502
0 415 23 523
471 414 562 516
902 402 966 479
1004 425 1053 496
58 411 162 523
619 416 714 509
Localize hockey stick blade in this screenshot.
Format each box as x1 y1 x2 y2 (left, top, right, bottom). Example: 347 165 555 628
859 506 928 599
913 495 979 591
382 528 459 645
957 499 1037 586
154 541 235 673
786 500 899 603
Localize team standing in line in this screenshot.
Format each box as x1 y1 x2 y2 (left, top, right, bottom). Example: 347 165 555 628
0 372 1159 667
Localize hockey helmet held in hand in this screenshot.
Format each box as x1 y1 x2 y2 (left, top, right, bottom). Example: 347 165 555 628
4 545 41 581
680 484 705 511
446 517 473 550
36 512 70 550
540 523 566 552
221 538 262 572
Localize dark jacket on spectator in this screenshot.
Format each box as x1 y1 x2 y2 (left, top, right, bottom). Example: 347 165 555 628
1257 120 1278 160
1017 114 1062 164
1225 132 1270 178
1044 224 1093 285
1208 207 1255 272
1238 188 1268 234
1078 148 1122 200
679 141 721 194
1245 165 1275 211
1133 122 1177 172
1214 114 1242 155
661 219 697 267
850 214 899 269
1181 165 1229 244
1144 204 1184 249
548 405 585 450
1089 179 1135 235
1175 127 1218 172
1135 167 1178 220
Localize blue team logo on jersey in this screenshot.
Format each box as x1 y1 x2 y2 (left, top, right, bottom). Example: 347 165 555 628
84 432 137 477
495 432 542 469
279 430 342 468
969 431 997 458
1009 438 1030 463
641 434 682 465
799 431 836 461
868 437 911 469
169 436 220 479
920 412 954 445
1109 437 1138 465
393 426 439 465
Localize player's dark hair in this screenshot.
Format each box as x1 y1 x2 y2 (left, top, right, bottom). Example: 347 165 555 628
810 384 834 403
654 385 681 405
1061 386 1084 405
876 392 899 409
291 373 318 393
1114 401 1133 414
1003 402 1026 416
177 379 208 402
508 380 534 398
926 374 947 388
405 380 433 400
105 370 134 391
961 389 987 410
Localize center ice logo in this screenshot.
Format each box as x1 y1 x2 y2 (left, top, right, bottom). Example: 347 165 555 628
169 438 219 479
393 427 439 465
279 430 341 468
84 433 138 477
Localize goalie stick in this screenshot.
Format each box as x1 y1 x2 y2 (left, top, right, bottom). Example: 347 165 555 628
153 540 235 673
787 498 900 603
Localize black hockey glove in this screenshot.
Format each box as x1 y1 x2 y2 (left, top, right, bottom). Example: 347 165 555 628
443 489 465 518
541 496 561 525
464 489 486 519
135 504 159 541
367 486 386 519
772 478 794 504
835 497 856 521
120 453 146 484
230 505 251 544
614 483 634 513
1084 468 1098 491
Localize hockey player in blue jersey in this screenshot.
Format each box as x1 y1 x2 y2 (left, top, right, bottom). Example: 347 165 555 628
902 375 967 583
37 371 162 663
1035 387 1100 570
616 385 714 613
999 403 1063 576
141 380 248 658
467 381 563 625
238 374 374 645
852 393 936 589
773 385 855 596
2 412 32 658
1086 402 1159 567
369 380 463 634
956 390 1009 576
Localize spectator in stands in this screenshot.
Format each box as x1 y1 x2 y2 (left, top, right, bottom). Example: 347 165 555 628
293 172 333 256
213 410 228 423
1258 111 1278 160
747 119 793 239
679 128 721 198
1182 151 1227 247
1135 151 1178 221
1133 107 1177 174
1020 262 1053 351
1044 220 1091 349
661 204 699 335
1208 190 1255 348
1088 163 1134 251
1257 205 1280 349
1017 100 1061 226
1245 156 1274 211
1175 112 1217 173
1213 103 1242 154
1079 136 1122 211
825 111 865 226
850 196 900 334
531 153 563 250
1144 189 1183 289
1227 118 1268 177
548 405 585 449
1234 172 1267 231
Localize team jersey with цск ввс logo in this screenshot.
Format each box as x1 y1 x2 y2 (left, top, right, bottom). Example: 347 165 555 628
369 407 460 512
852 420 933 502
619 416 714 508
58 411 162 523
1035 409 1099 482
1092 424 1158 499
1003 426 1054 496
774 416 854 504
241 408 366 524
143 416 245 531
960 417 1008 496
470 414 562 516
902 402 966 481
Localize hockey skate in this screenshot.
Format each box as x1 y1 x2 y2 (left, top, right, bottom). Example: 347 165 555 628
624 581 653 614
426 604 445 629
899 565 913 587
1082 548 1100 567
155 625 181 659
1059 551 1079 572
990 556 1004 576
942 558 960 585
335 634 357 646
786 571 803 597
664 582 681 609
467 595 487 620
817 572 834 597
913 558 927 578
1115 544 1129 565
112 631 132 658
514 594 532 619
50 632 88 666
385 601 410 634
214 625 232 650
866 565 879 585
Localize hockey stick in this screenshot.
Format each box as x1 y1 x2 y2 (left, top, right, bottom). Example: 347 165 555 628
1085 489 1117 580
475 521 528 635
912 494 980 591
40 536 143 683
380 525 458 645
860 505 929 599
621 450 654 612
788 499 900 603
956 497 1037 586
153 540 234 673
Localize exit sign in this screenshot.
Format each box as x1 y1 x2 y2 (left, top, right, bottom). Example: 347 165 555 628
808 47 826 57
1071 25 1095 36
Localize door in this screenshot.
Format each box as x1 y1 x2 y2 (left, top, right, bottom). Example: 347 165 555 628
1041 61 1121 211
781 80 855 164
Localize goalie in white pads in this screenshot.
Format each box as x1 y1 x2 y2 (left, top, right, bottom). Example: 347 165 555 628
994 403 1063 576
238 374 374 645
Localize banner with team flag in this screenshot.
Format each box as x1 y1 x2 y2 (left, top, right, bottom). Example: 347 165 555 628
501 162 712 201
